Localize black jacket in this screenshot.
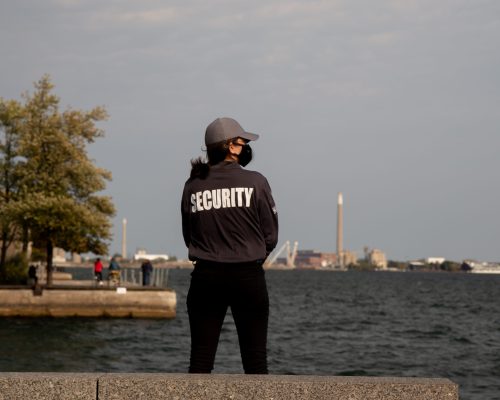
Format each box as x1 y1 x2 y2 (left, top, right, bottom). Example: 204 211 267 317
181 161 278 263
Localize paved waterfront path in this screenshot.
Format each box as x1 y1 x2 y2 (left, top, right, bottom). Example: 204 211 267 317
0 373 458 400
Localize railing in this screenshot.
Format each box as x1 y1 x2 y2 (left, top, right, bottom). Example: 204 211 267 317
119 267 170 288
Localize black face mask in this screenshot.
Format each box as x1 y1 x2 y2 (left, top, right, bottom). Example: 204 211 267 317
238 144 253 167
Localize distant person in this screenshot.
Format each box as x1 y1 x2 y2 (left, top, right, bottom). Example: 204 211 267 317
108 257 120 271
28 265 38 286
141 260 153 286
94 258 103 284
181 117 278 374
108 257 121 285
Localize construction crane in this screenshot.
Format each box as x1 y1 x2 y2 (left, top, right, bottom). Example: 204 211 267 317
265 240 298 268
287 241 298 267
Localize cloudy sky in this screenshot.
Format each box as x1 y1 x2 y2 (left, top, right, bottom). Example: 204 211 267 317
1 0 499 262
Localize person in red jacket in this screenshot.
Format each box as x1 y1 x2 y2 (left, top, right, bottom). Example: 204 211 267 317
181 117 278 374
94 257 103 284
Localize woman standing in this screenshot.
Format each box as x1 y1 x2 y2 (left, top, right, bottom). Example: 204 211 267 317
181 117 278 374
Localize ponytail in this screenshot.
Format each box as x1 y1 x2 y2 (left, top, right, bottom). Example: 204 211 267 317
190 157 210 179
189 140 230 180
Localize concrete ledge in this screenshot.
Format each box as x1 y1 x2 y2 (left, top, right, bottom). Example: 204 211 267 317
0 288 176 318
98 374 458 400
0 373 459 400
0 373 98 400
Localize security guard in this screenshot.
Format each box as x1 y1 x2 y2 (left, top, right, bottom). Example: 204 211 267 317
181 117 278 374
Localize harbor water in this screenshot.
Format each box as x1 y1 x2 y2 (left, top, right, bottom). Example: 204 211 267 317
0 269 499 400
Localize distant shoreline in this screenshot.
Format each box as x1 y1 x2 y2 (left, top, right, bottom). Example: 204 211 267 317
51 262 500 274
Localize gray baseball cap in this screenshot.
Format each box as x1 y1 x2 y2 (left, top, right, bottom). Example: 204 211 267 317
205 117 259 146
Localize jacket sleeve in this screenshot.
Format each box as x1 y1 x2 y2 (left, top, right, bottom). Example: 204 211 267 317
258 178 279 256
181 183 191 248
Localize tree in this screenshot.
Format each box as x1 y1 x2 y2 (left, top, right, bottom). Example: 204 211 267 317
1 75 115 285
387 260 408 270
440 260 461 272
0 98 25 275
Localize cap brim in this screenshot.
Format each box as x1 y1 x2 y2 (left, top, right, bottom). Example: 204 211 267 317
239 131 259 142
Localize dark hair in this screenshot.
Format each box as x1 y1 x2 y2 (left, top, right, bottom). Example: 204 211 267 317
190 140 230 179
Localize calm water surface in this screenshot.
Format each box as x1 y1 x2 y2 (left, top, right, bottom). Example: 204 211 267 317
1 270 499 400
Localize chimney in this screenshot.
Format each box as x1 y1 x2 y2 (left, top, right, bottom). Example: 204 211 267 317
122 218 127 259
337 193 343 267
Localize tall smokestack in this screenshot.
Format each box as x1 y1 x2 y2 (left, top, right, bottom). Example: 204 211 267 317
122 218 127 259
337 192 343 267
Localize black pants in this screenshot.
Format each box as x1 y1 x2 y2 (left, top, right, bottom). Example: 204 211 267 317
187 261 269 374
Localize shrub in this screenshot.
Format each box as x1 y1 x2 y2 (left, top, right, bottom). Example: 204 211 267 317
0 253 29 284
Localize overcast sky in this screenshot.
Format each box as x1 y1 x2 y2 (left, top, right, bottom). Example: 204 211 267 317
1 0 499 262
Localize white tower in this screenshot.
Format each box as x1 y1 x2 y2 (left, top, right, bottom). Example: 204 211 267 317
337 193 343 268
121 218 127 259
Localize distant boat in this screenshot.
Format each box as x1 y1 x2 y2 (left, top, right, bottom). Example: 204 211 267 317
470 266 500 274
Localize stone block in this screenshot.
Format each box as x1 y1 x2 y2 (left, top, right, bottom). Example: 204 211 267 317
0 373 99 400
97 373 459 400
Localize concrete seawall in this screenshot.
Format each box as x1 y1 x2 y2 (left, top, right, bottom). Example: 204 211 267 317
0 373 458 400
0 287 176 318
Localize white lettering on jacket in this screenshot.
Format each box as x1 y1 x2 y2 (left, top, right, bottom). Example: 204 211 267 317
191 187 254 213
